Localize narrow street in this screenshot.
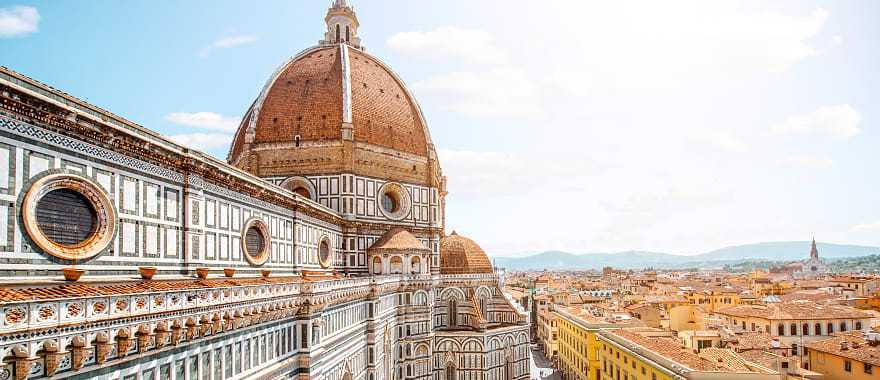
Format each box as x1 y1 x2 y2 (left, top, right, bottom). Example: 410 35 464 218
529 346 561 380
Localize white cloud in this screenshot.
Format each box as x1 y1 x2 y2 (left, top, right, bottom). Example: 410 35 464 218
199 34 257 57
852 221 880 233
165 112 240 132
167 133 232 152
693 131 750 153
775 155 833 170
832 35 844 45
438 149 603 198
387 26 507 65
771 104 861 138
0 6 39 38
414 68 542 118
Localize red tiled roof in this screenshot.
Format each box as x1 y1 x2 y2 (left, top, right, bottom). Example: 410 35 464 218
805 332 880 367
717 303 872 320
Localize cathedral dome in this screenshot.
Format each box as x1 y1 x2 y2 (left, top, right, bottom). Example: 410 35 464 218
440 231 493 275
227 2 440 187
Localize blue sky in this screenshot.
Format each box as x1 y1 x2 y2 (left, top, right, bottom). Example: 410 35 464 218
2 1 879 256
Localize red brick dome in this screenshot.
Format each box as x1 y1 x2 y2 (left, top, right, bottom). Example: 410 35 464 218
228 44 441 187
440 231 493 275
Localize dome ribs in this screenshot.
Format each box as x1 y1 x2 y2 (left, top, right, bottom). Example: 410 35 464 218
254 47 343 143
349 49 427 156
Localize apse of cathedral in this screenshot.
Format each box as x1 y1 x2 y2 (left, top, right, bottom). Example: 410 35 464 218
0 1 529 379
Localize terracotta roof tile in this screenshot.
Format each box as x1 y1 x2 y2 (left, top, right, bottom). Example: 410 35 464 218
717 302 872 320
369 227 429 251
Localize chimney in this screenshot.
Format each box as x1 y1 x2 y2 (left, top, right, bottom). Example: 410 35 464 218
852 342 861 349
840 341 849 350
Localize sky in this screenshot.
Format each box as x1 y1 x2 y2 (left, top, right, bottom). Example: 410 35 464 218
2 1 878 257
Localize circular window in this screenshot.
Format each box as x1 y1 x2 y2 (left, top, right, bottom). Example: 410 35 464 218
241 218 270 266
382 192 399 213
376 182 411 221
36 188 98 246
22 172 116 261
318 238 332 269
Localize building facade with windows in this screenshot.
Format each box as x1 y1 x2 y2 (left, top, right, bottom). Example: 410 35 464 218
0 1 529 379
716 302 873 368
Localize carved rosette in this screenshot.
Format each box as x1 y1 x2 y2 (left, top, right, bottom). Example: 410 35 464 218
21 172 116 261
240 218 271 266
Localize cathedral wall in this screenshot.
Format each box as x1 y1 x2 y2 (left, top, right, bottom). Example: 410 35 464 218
0 114 346 278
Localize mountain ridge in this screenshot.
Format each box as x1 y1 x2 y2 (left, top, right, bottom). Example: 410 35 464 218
491 241 880 270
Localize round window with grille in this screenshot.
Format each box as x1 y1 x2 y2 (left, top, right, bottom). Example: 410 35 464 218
22 172 116 261
36 188 98 246
241 218 270 266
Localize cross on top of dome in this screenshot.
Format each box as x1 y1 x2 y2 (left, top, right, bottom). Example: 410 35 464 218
320 0 363 49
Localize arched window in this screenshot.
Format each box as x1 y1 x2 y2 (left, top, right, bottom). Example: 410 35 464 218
856 321 863 330
778 324 785 336
790 323 797 336
411 256 421 274
446 363 456 380
335 24 340 42
372 256 382 275
448 299 458 327
346 25 350 42
815 323 822 335
827 323 834 334
802 323 810 336
840 322 847 332
390 256 402 274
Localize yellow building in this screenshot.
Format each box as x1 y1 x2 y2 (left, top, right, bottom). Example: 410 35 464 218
555 307 643 380
597 329 779 380
683 286 743 312
806 331 880 379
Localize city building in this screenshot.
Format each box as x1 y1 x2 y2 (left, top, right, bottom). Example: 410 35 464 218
0 1 530 379
716 302 873 365
806 331 880 380
597 329 779 380
555 306 643 380
787 239 828 279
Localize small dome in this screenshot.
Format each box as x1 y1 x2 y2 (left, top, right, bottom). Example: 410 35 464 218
369 227 429 252
440 231 493 275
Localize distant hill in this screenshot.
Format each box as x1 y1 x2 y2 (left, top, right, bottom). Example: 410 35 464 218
492 241 880 271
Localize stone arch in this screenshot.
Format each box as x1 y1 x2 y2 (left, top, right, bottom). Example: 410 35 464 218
435 339 461 352
390 255 403 274
462 338 482 351
440 287 466 301
415 343 429 356
411 255 422 274
372 256 382 275
476 286 492 299
488 337 503 350
280 176 316 200
413 290 429 305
